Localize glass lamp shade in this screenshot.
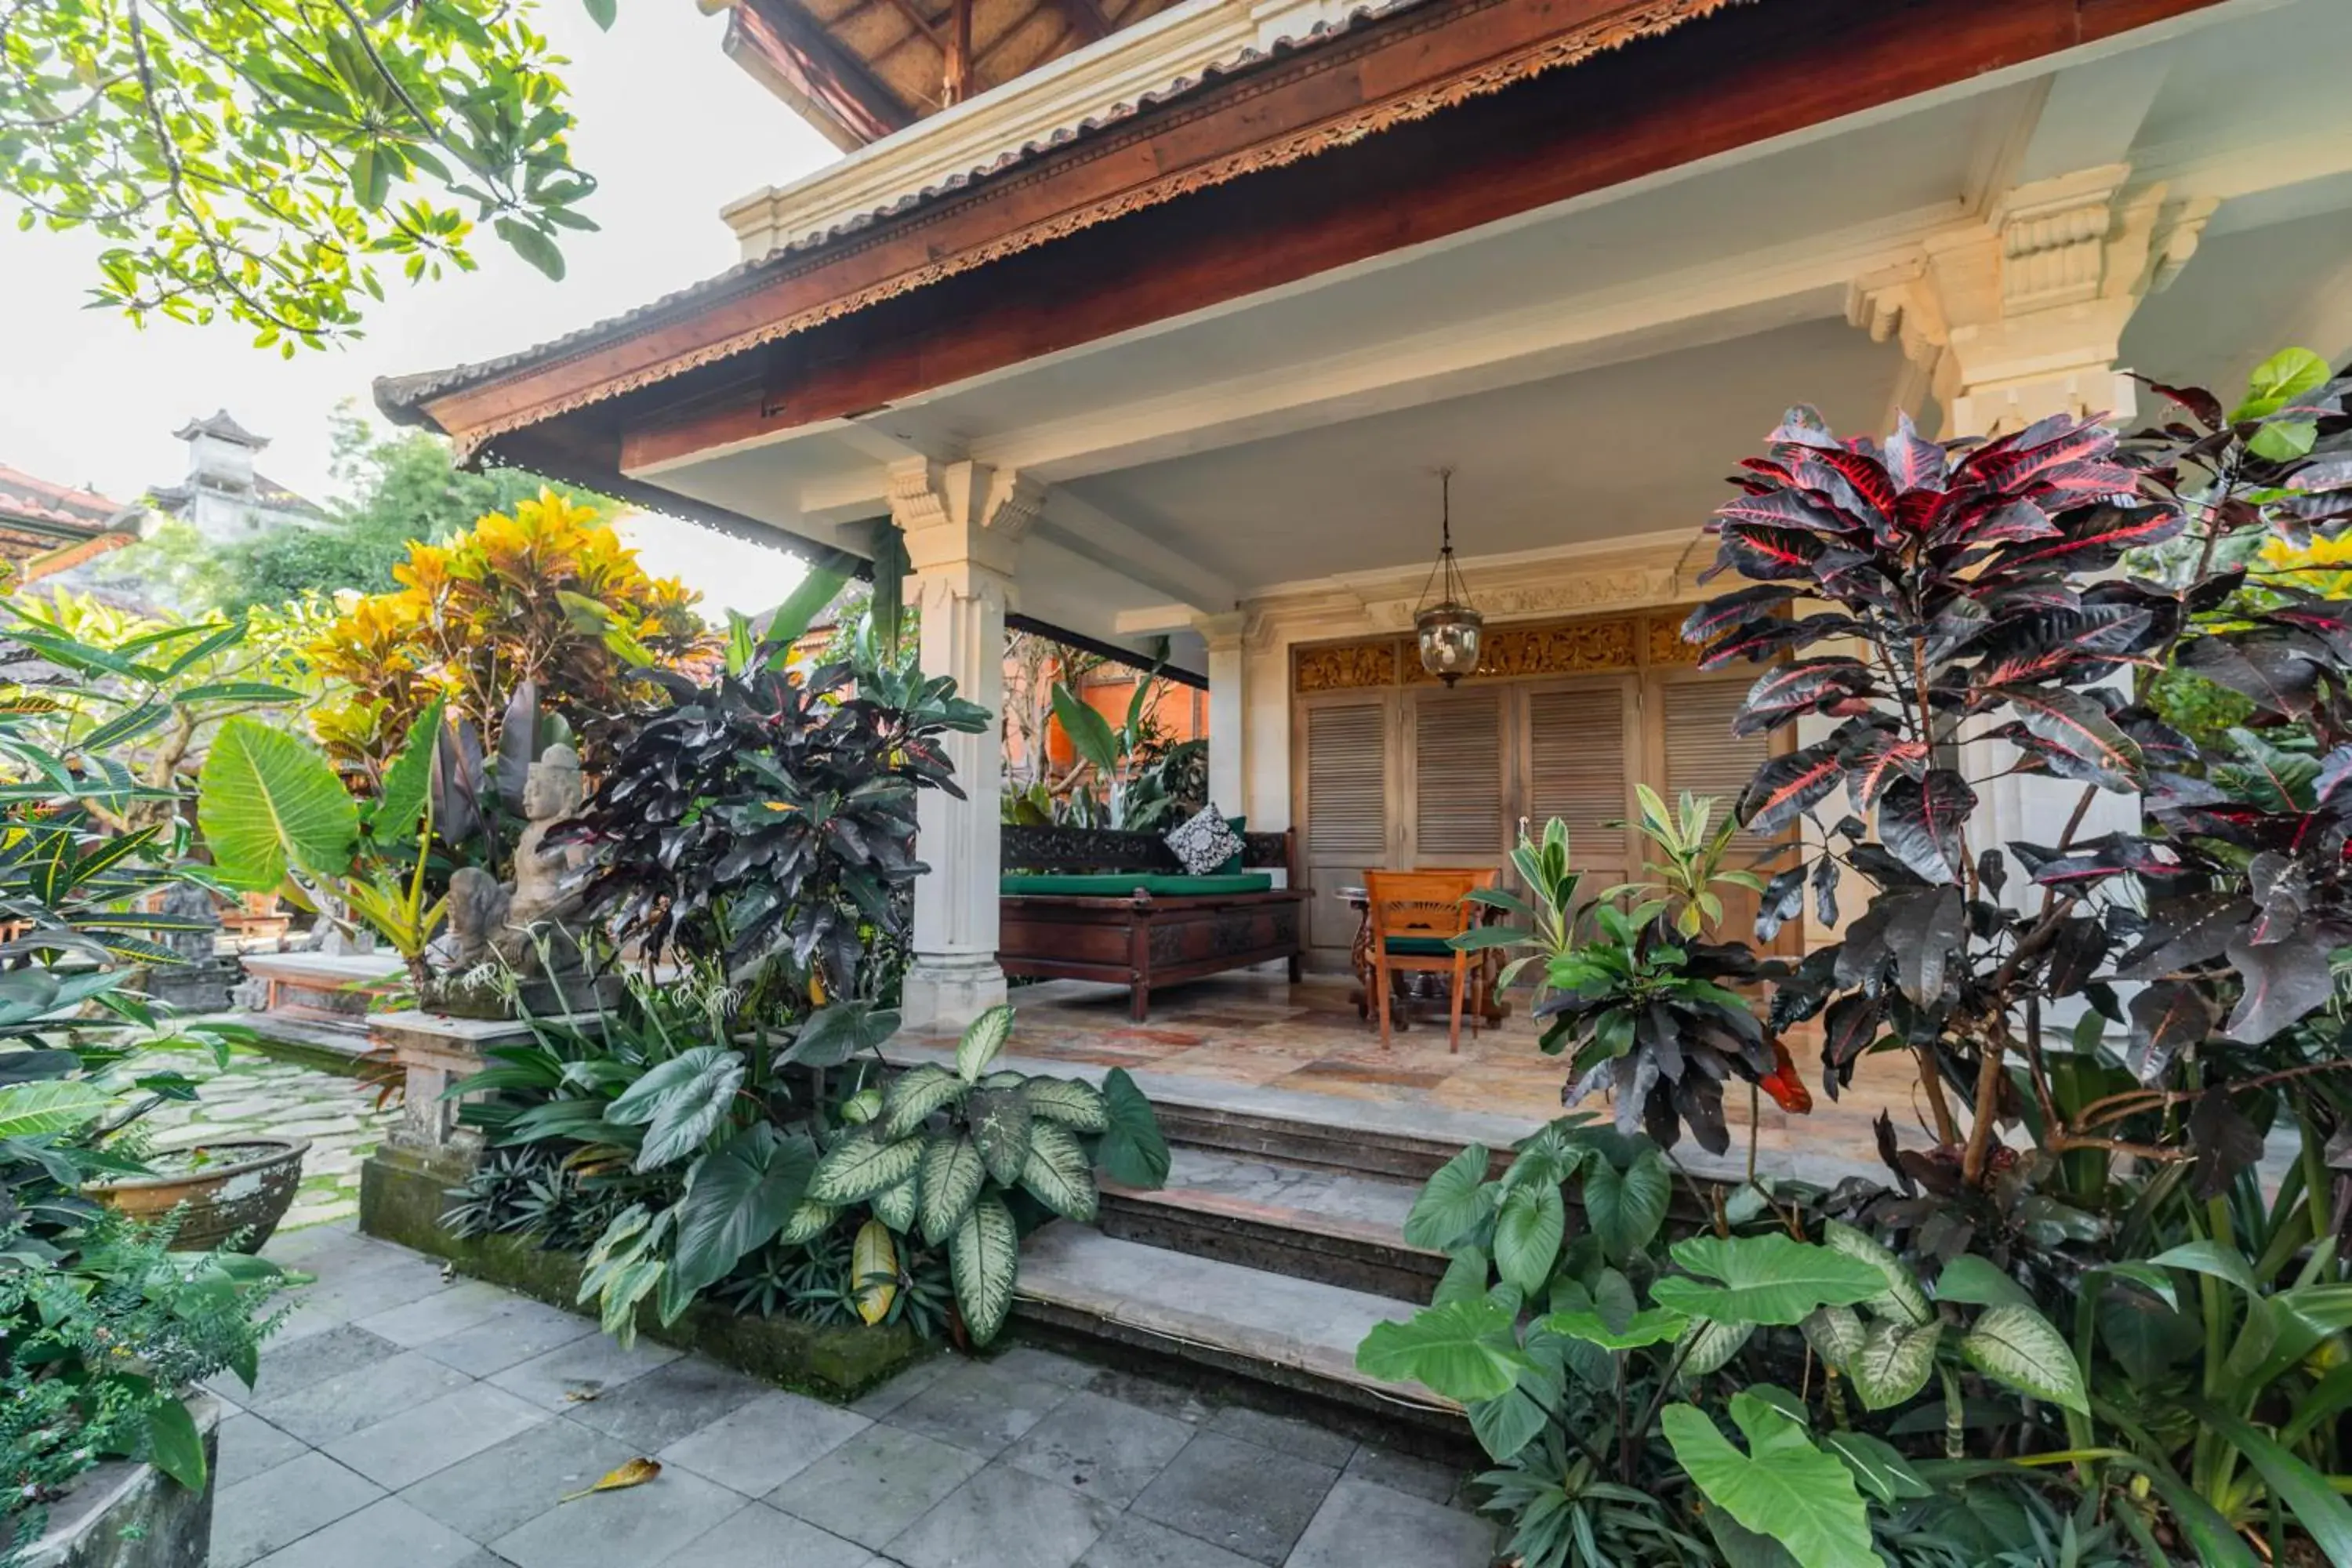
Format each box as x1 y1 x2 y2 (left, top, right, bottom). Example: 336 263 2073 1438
1416 603 1485 685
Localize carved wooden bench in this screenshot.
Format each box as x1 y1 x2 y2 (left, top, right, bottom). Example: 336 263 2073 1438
997 825 1305 1022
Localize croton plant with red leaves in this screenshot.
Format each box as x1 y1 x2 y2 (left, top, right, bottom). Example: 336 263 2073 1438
1671 350 2352 1195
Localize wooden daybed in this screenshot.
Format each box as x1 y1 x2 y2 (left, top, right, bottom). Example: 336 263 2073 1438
997 824 1306 1021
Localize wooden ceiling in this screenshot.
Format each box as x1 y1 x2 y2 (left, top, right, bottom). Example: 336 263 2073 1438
720 0 1185 149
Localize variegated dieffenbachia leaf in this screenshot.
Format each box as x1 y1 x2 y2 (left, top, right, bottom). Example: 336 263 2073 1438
950 1192 1020 1345
808 1132 925 1206
1020 1076 1109 1134
919 1134 986 1246
1020 1121 1098 1223
1847 1319 1940 1410
881 1065 966 1140
1962 1303 2087 1414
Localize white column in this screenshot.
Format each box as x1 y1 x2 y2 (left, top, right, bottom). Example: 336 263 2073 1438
1849 165 2214 898
889 458 1043 1029
1196 612 1248 817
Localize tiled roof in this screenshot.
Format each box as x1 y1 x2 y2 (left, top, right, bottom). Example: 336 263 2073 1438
172 409 270 448
0 463 134 540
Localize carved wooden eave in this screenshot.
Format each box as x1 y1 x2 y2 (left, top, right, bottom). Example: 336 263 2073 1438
380 0 1759 453
379 0 2232 487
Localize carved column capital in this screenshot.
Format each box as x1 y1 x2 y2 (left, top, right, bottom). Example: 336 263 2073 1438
887 457 1043 579
1846 165 2217 438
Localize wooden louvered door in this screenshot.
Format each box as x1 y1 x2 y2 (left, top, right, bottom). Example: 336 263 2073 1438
1300 695 1393 969
1405 686 1509 873
1522 676 1639 920
1650 668 1799 953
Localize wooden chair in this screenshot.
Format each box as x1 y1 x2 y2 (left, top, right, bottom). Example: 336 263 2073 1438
1363 868 1496 1053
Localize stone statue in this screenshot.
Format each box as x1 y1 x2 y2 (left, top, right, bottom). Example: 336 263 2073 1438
426 745 612 1018
148 882 235 1013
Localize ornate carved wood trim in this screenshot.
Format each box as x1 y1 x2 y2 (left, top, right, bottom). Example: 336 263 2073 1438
1294 606 1704 692
1001 824 1293 870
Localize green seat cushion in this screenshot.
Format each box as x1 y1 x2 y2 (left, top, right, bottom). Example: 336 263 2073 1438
1000 871 1273 898
1383 935 1457 957
1144 872 1272 896
1001 873 1155 897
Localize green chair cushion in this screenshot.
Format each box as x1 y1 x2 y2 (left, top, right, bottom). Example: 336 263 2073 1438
1000 871 1274 898
1383 935 1457 957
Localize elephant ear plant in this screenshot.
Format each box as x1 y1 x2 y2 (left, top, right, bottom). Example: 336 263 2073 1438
1356 1121 2093 1568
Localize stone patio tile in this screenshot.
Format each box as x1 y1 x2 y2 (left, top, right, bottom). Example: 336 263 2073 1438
562 1355 767 1450
652 1501 873 1568
353 1279 517 1347
1286 1478 1497 1567
249 1496 497 1568
1340 1443 1463 1504
998 1390 1195 1508
1085 1367 1214 1426
211 1322 401 1403
396 1416 639 1544
1129 1432 1339 1566
210 1451 385 1568
986 1344 1101 1389
886 1462 1118 1568
488 1329 681 1409
216 1413 310 1490
880 1356 1076 1457
249 1348 475 1446
489 1464 750 1568
275 1257 456 1338
325 1381 551 1490
1076 1515 1260 1568
1205 1404 1356 1469
850 1352 951 1417
413 1297 599 1377
261 1225 403 1275
656 1388 873 1495
768 1425 986 1548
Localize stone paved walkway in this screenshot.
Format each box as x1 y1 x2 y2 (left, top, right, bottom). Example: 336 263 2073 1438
132 1050 396 1231
212 1224 1499 1568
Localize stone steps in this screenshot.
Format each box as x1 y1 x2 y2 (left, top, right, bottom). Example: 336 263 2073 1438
1095 1145 1444 1303
1010 1224 1464 1440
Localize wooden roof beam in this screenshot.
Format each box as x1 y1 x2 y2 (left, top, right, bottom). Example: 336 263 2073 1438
728 0 915 147
1048 0 1107 44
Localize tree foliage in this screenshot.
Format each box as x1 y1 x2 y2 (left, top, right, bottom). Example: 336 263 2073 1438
0 0 615 349
305 486 705 773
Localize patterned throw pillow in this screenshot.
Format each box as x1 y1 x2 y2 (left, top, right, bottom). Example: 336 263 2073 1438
1164 804 1244 877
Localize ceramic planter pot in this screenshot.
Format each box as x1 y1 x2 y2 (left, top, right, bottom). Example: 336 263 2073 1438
87 1136 311 1254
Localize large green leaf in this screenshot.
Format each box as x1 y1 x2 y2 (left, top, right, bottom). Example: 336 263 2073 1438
872 1175 918 1233
1958 1302 2087 1414
607 1047 746 1173
1820 1432 1929 1504
1537 1305 1688 1352
143 1394 207 1492
1930 1254 2032 1309
919 1134 986 1245
809 1131 927 1205
1356 1299 1530 1402
1020 1121 1099 1223
1468 1387 1550 1465
1661 1393 1875 1568
1846 1319 1940 1410
1650 1234 1884 1327
2191 1400 2352 1564
372 694 443 850
670 1124 815 1297
763 564 851 647
956 1004 1018 1082
1583 1147 1670 1265
1404 1144 1494 1252
949 1192 1021 1345
0 1079 116 1139
1050 684 1121 776
198 717 358 889
785 1002 902 1069
1823 1221 1933 1327
970 1088 1034 1187
1492 1180 1565 1295
1093 1068 1169 1188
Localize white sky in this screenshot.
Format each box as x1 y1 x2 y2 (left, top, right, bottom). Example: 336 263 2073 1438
0 2 839 616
